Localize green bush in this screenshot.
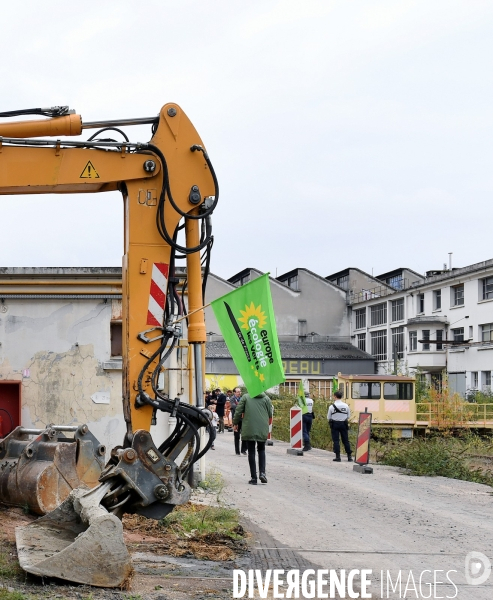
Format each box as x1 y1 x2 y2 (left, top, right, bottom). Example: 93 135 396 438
377 436 493 486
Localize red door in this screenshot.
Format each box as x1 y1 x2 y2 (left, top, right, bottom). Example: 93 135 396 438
0 383 20 437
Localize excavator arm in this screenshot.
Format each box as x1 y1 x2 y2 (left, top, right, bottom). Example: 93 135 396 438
0 104 218 586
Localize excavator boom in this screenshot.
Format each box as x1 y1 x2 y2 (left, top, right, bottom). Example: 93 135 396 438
0 103 218 586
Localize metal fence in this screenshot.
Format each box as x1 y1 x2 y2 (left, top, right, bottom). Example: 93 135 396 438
416 403 493 427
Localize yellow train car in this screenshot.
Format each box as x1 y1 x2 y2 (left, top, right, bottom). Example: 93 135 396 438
337 373 424 438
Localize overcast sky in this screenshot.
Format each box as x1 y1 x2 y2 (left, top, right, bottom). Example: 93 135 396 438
1 1 492 281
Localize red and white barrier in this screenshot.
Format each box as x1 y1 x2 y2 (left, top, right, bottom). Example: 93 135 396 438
355 411 372 465
287 406 303 455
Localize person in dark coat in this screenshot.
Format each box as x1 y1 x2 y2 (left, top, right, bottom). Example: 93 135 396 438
215 388 226 433
231 387 246 454
233 391 273 485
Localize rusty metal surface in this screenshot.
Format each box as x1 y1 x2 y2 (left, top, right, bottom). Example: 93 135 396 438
0 425 105 514
16 484 131 587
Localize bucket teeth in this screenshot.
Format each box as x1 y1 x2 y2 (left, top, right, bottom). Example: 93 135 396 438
15 485 132 588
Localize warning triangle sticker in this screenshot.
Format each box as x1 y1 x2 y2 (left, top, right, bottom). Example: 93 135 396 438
80 161 100 179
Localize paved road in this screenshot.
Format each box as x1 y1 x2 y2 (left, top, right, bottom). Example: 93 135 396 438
209 433 493 599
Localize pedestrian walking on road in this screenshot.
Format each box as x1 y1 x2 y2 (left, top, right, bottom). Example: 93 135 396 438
327 390 353 462
233 414 248 456
233 391 273 485
230 387 241 420
215 388 226 433
302 391 314 452
230 387 247 454
208 404 219 450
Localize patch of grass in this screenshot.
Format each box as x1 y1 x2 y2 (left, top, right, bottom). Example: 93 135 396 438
162 503 242 539
197 468 224 495
0 548 22 580
0 588 28 600
376 436 493 486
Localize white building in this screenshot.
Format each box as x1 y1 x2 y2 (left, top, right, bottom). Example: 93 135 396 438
349 259 493 396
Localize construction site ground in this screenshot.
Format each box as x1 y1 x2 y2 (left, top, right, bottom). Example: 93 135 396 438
0 434 491 599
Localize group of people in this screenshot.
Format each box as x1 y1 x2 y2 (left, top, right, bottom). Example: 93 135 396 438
206 387 272 485
205 385 353 487
301 389 353 462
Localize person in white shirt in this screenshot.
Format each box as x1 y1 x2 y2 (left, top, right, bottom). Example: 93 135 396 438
302 392 314 452
327 390 353 462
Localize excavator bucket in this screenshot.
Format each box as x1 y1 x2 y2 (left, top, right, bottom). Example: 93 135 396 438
0 424 105 514
15 429 201 587
15 483 132 588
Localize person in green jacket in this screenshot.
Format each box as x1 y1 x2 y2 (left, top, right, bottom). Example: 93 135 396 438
233 391 273 485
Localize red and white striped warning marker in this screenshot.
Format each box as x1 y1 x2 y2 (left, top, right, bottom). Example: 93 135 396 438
355 411 372 465
147 263 169 327
288 406 303 454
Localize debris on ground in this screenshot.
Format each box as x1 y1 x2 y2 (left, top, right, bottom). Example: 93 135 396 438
123 503 247 561
0 502 246 599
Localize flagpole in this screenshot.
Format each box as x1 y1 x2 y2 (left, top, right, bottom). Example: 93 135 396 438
172 303 211 325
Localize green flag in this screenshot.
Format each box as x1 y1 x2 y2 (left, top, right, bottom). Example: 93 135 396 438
297 379 308 414
211 274 285 396
332 377 338 396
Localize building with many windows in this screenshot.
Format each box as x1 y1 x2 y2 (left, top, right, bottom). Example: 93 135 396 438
349 259 493 396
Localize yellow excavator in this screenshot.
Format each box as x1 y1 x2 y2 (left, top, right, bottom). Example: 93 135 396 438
0 103 217 586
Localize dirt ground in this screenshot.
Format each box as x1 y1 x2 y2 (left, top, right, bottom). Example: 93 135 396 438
0 503 246 600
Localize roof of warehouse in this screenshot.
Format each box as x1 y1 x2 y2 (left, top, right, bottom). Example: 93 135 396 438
206 341 374 360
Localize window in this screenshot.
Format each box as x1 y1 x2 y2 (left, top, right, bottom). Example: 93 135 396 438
387 275 403 290
384 382 413 400
436 329 443 351
355 308 366 330
432 373 443 391
357 333 366 352
336 274 349 290
469 326 473 340
298 319 307 341
391 298 404 322
421 330 430 351
481 277 493 300
309 380 333 399
417 293 425 313
232 273 250 287
480 323 493 342
452 327 464 342
279 381 300 396
370 302 387 326
391 327 404 359
434 290 441 310
287 275 298 290
482 371 491 391
370 330 387 360
351 382 381 399
452 284 464 306
110 322 122 356
471 372 478 389
409 331 417 352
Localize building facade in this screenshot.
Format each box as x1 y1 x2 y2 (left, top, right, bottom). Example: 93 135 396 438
0 268 126 450
349 259 493 396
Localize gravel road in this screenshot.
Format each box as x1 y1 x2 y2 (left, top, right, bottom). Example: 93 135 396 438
209 433 493 599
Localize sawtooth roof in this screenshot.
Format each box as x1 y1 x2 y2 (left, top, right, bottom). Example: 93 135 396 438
206 341 373 360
